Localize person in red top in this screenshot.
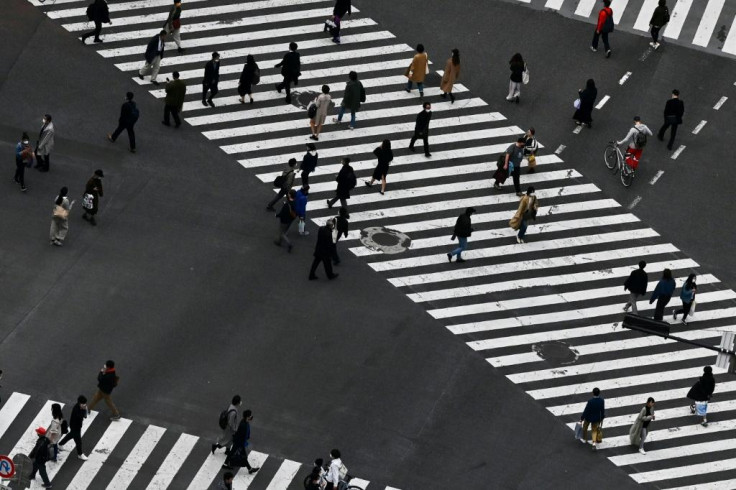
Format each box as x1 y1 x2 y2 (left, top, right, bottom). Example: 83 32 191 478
591 0 614 58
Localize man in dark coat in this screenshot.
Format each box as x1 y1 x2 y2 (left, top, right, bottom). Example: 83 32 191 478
447 207 475 263
107 92 138 152
657 89 685 150
309 220 339 280
623 260 648 313
87 359 121 420
138 30 167 85
580 387 605 449
29 427 52 487
58 395 89 460
275 189 297 252
81 0 111 44
331 0 351 43
409 102 432 157
163 71 186 128
202 52 220 107
326 157 354 210
274 42 301 104
300 143 318 187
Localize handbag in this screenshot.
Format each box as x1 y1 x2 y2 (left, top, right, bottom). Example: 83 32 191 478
595 425 603 443
522 64 530 85
82 193 94 210
574 421 583 439
307 101 317 119
574 98 581 109
53 205 69 219
695 401 708 416
424 53 430 75
690 300 697 317
527 154 537 168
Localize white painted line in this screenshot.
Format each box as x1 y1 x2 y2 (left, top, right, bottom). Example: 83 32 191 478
649 170 664 185
47 0 209 18
610 436 736 467
146 433 199 490
186 451 228 490
232 450 269 487
545 0 565 10
714 96 728 110
9 401 60 459
264 459 302 490
595 417 736 450
555 144 566 154
349 478 370 489
595 95 610 109
619 71 632 85
0 392 30 439
574 0 597 17
692 120 707 134
628 195 642 209
663 0 693 40
107 425 166 490
666 478 736 490
692 0 725 47
66 418 132 489
633 0 659 31
596 397 736 431
572 125 583 134
633 456 736 483
723 16 736 55
30 0 99 5
609 0 629 24
671 145 686 159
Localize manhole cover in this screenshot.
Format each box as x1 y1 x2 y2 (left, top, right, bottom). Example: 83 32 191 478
293 90 318 108
531 341 579 367
360 227 411 254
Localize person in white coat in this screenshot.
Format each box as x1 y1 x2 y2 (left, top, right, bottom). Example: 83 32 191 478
35 114 55 172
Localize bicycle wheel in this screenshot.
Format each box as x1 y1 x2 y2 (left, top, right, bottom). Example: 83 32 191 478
620 163 635 187
604 144 617 170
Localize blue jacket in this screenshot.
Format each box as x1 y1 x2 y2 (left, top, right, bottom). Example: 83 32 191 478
295 190 308 217
680 282 696 302
650 278 675 303
581 396 605 423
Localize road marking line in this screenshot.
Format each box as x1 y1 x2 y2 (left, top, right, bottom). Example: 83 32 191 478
9 401 60 459
723 16 736 55
47 0 209 18
632 455 736 483
595 95 610 109
67 418 132 489
574 0 597 17
232 451 269 487
264 459 303 490
619 71 632 85
609 436 736 467
107 425 166 490
555 144 566 154
146 433 198 490
572 125 583 134
692 120 708 134
544 0 565 9
628 195 642 209
671 145 686 159
692 0 725 47
714 96 728 110
650 170 664 185
666 478 736 490
663 0 693 40
0 393 30 440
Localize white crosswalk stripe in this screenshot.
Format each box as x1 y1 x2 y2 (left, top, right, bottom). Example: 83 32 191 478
25 0 736 487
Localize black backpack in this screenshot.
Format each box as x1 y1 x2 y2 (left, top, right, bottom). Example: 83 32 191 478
634 127 647 148
252 67 261 85
359 83 366 103
86 3 95 21
664 7 670 23
307 102 317 119
218 408 234 430
347 169 357 190
602 11 614 33
129 103 140 122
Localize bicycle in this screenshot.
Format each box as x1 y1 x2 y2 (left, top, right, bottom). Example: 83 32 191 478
604 141 636 187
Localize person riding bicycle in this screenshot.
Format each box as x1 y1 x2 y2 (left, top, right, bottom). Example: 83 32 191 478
616 116 652 168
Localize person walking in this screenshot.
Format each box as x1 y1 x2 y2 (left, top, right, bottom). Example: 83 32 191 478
46 403 64 462
212 395 241 458
107 92 139 152
162 71 186 128
80 0 111 44
275 42 301 104
225 410 260 474
324 449 345 490
440 48 460 103
266 158 297 211
657 89 684 150
202 52 221 107
503 136 526 195
81 169 104 226
674 273 697 324
29 427 53 488
628 398 655 454
331 0 351 44
163 0 184 54
50 187 74 247
238 55 259 104
523 127 538 174
649 268 676 321
296 185 310 236
15 132 33 191
364 139 393 194
579 387 605 449
331 207 350 265
687 366 715 426
326 157 355 210
309 220 339 280
300 143 318 187
138 30 167 85
35 114 55 173
509 186 539 244
274 189 297 253
310 85 331 139
506 53 525 103
333 72 363 129
623 260 648 313
87 360 121 420
591 0 614 58
573 79 598 128
218 472 234 490
649 0 669 49
58 395 88 460
447 207 475 263
408 102 432 157
404 44 429 97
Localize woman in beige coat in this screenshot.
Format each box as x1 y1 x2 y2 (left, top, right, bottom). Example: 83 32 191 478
440 49 460 103
309 84 331 140
509 186 539 244
405 44 429 97
628 397 655 454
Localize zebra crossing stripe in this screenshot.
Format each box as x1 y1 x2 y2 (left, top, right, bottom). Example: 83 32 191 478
663 0 693 40
574 0 597 17
722 16 736 55
633 0 658 31
693 0 725 47
609 0 629 24
47 0 209 19
545 0 565 11
632 455 736 483
107 425 166 490
598 418 736 449
264 459 302 490
0 392 30 439
350 478 371 488
665 478 736 490
9 401 61 459
186 451 229 490
145 433 198 490
232 450 269 486
66 418 133 489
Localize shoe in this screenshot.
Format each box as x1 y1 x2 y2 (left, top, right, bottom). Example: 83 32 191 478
326 200 333 208
447 253 452 263
702 421 709 427
590 46 597 52
249 467 260 474
379 190 384 195
682 318 688 325
515 96 519 104
667 145 673 151
575 120 582 126
328 274 339 280
239 98 245 104
284 98 291 104
275 84 282 93
527 168 536 174
161 121 171 126
623 304 630 312
690 404 696 414
80 36 87 44
425 153 432 158
110 415 121 421
93 38 103 43
591 443 597 450
151 80 160 86
52 240 63 247
42 484 52 488
456 258 466 263
348 125 355 130
440 93 447 99
332 117 339 123
654 43 660 50
606 50 612 58
287 244 292 253
250 98 254 104
405 88 410 93
177 47 185 54
266 205 274 211
300 231 310 236
201 100 208 107
493 183 501 190
450 94 455 104
506 97 514 102
138 74 143 80
21 186 27 192
419 92 424 98
408 146 416 152
207 99 215 107
211 444 217 455
310 135 318 141
309 275 318 280
649 42 656 48
516 237 523 244
639 448 647 455
365 181 372 187
585 122 592 128
106 134 114 143
78 454 88 461
673 311 677 320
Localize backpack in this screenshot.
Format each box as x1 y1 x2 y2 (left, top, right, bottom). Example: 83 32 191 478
634 127 647 148
218 408 235 430
602 10 614 33
252 67 261 85
496 153 506 170
86 3 95 21
347 170 357 190
664 7 670 23
338 462 349 480
61 419 69 435
273 170 293 188
129 103 140 123
359 83 366 103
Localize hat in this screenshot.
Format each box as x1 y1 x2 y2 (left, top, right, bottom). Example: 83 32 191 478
94 169 104 177
35 427 47 435
306 143 316 151
633 116 641 122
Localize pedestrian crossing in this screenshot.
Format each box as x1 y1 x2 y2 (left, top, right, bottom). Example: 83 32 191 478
514 0 736 57
27 0 736 487
0 392 389 489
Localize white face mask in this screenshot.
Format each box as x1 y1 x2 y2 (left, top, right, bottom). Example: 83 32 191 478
22 140 29 145
309 150 316 155
41 119 46 124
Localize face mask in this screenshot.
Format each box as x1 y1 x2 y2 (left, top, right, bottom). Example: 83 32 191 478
22 140 29 145
309 150 316 155
41 119 46 124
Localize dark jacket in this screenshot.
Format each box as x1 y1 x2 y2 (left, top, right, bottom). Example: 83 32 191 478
239 63 258 87
574 85 598 123
664 98 684 124
97 368 117 395
277 199 296 224
650 5 669 27
90 0 111 23
232 419 251 448
301 151 318 173
333 0 351 18
203 60 220 86
414 110 431 133
164 79 187 109
453 213 472 238
687 373 716 402
624 268 648 295
341 80 362 111
314 225 336 258
144 34 165 63
335 165 354 199
30 436 50 464
119 100 138 126
509 60 524 83
581 396 605 423
69 403 87 431
276 51 300 79
84 176 104 214
650 278 676 303
335 215 349 240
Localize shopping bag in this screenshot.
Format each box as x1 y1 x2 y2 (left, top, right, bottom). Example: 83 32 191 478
574 422 583 439
595 425 603 443
695 401 708 416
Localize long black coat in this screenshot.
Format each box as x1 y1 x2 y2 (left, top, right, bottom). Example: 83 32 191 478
687 374 715 402
313 225 336 259
276 51 300 80
414 110 431 133
335 165 354 199
144 35 164 63
90 0 111 23
573 86 598 124
203 60 220 86
333 0 351 17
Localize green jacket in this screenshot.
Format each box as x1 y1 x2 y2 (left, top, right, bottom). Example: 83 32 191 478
164 79 187 109
341 80 362 111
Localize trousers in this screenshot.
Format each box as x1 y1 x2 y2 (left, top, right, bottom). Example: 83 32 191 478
276 75 297 103
310 256 335 278
625 292 643 313
59 429 83 455
653 296 670 321
163 104 181 126
81 20 103 42
203 82 219 102
14 160 26 188
111 123 136 150
409 131 429 155
139 55 162 82
658 121 679 149
88 389 120 417
592 31 611 52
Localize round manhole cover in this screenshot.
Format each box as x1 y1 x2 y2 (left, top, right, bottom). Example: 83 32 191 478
532 341 579 367
360 227 411 254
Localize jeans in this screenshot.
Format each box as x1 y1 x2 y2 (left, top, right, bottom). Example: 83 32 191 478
625 292 643 313
59 429 83 455
507 80 521 99
31 462 51 485
653 296 670 321
511 165 521 193
111 123 136 150
451 236 467 258
88 389 120 417
163 104 181 126
406 80 424 93
409 130 430 155
658 121 679 149
592 31 611 52
675 300 693 320
518 219 528 239
81 20 102 41
337 106 356 126
14 160 26 188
